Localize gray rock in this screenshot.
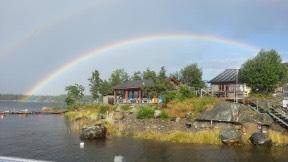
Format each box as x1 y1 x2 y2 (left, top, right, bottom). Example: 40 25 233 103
220 128 241 144
80 124 107 140
198 102 240 122
249 132 272 145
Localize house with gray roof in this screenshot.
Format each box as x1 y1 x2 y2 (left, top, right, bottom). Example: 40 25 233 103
209 69 251 99
113 79 156 104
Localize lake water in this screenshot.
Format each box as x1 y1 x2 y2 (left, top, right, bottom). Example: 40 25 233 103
0 101 288 162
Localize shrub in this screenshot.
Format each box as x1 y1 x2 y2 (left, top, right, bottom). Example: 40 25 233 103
177 84 194 100
163 91 177 103
137 107 155 119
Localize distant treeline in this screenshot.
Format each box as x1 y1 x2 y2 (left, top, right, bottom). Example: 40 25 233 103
0 94 65 102
0 94 94 103
0 94 27 100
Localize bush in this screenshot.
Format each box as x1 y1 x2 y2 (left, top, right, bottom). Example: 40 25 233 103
163 91 177 103
137 107 155 119
177 85 194 100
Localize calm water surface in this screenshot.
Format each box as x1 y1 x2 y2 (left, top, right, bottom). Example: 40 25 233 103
0 101 288 162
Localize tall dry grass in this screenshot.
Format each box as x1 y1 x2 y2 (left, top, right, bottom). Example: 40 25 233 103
134 129 221 145
166 97 220 117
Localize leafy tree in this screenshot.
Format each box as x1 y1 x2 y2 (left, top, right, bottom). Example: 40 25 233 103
180 64 204 88
143 68 157 81
65 84 85 107
88 70 102 100
99 80 112 95
131 71 142 80
170 71 182 81
239 49 288 93
109 69 129 86
143 67 174 97
65 95 75 107
158 66 167 80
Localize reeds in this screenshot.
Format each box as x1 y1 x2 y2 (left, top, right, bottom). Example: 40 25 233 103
134 129 221 145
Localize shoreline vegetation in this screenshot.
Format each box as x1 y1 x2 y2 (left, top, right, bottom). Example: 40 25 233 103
64 97 288 146
62 50 288 146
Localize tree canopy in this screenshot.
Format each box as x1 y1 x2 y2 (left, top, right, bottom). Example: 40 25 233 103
65 83 85 107
239 49 288 93
158 66 167 80
180 64 205 88
131 71 142 80
143 68 157 81
88 70 102 100
109 69 129 87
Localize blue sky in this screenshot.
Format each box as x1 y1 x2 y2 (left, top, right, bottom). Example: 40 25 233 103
0 0 288 95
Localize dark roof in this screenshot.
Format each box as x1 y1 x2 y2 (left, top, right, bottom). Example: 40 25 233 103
209 69 239 84
113 79 154 90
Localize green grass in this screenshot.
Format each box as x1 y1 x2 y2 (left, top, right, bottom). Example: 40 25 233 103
136 107 155 119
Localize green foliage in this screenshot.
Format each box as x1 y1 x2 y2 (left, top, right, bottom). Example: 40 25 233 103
180 64 205 88
88 70 102 100
143 68 157 81
65 95 76 107
110 69 129 87
136 107 155 119
162 85 195 103
163 91 177 103
170 71 182 81
143 66 175 97
158 66 167 80
65 84 85 108
131 71 142 80
177 84 195 100
99 80 112 95
239 49 288 93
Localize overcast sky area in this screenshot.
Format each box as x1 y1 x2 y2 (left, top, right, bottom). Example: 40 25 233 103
0 0 288 95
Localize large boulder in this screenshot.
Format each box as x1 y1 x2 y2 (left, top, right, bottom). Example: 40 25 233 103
198 102 240 122
220 128 241 144
249 132 272 145
80 124 107 140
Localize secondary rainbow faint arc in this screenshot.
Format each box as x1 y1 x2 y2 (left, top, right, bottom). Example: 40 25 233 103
24 33 259 97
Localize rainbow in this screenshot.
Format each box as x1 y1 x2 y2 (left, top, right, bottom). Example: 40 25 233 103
23 33 259 98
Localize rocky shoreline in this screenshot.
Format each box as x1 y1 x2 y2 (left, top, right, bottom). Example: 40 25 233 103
66 101 288 146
